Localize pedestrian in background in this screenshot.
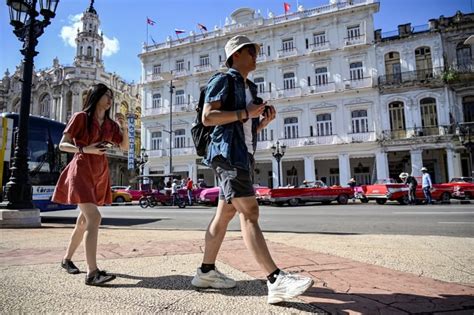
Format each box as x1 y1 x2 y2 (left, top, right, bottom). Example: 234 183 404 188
400 172 418 205
348 177 357 202
52 83 129 286
186 177 194 205
191 35 313 304
421 167 433 204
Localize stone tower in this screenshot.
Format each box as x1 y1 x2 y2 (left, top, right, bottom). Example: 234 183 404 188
73 0 104 68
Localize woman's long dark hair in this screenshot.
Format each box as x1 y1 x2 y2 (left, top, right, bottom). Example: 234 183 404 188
82 83 113 133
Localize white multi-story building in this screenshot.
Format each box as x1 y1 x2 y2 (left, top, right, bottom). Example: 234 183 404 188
0 1 142 185
139 1 474 188
140 0 381 187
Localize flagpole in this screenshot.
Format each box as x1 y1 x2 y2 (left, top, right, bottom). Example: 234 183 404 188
146 20 149 47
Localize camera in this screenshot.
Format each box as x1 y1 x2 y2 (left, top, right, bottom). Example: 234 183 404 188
253 97 271 116
96 141 114 149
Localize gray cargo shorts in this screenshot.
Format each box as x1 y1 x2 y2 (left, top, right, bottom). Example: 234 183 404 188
211 155 255 204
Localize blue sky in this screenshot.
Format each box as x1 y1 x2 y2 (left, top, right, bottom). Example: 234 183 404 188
1 0 472 83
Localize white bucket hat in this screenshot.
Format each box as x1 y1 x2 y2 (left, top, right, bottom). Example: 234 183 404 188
420 167 428 172
399 172 409 179
225 35 260 67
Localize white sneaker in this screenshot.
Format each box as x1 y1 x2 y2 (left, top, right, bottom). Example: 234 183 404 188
267 271 314 304
191 267 236 289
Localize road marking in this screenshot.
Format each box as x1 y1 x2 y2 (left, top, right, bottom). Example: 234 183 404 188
438 222 474 224
392 212 474 215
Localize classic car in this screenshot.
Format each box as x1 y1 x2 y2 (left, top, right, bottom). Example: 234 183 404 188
198 185 270 206
114 185 149 201
111 189 132 203
361 178 453 205
264 180 353 206
444 177 474 200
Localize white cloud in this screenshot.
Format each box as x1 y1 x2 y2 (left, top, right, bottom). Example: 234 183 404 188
59 13 119 57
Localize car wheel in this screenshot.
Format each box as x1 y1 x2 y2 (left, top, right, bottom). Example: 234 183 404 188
398 195 409 205
321 200 331 205
138 197 149 208
288 198 299 206
376 199 387 205
360 198 369 203
114 196 125 203
440 192 451 203
337 194 349 205
178 201 186 208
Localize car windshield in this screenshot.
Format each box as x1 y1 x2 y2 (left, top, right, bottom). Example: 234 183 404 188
450 177 473 183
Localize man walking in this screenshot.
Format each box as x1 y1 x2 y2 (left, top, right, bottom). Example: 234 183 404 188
191 35 314 304
399 172 418 205
421 167 433 204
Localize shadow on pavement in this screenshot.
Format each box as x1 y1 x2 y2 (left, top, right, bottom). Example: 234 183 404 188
107 274 324 313
41 216 166 227
302 286 474 314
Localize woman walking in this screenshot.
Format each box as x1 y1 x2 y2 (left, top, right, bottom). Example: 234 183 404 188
52 83 129 286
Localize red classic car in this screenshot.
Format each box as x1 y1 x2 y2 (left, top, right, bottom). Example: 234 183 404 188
444 177 474 200
198 185 270 206
264 180 354 206
361 178 453 205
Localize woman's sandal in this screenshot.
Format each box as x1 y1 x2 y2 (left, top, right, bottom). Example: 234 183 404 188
61 259 80 274
85 269 116 286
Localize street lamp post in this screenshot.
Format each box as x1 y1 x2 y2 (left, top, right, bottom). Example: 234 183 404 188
456 122 474 178
3 0 59 211
271 141 286 187
161 72 175 175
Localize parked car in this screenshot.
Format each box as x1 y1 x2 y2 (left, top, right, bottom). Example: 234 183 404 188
445 177 474 200
111 189 132 203
264 180 353 206
361 178 453 205
113 186 150 201
198 187 220 206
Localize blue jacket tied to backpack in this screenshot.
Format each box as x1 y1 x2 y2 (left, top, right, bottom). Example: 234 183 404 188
203 68 259 171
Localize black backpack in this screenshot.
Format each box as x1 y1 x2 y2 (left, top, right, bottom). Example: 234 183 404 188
191 74 234 157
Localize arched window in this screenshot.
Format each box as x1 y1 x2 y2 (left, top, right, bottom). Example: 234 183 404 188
420 98 438 132
39 94 51 117
456 42 472 70
152 93 161 108
174 129 186 148
462 95 474 123
388 101 406 139
151 131 162 150
96 48 99 59
316 113 332 136
351 110 368 133
283 72 295 90
87 46 92 57
284 117 298 138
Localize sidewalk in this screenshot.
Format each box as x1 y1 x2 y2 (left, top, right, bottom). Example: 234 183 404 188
1 227 473 314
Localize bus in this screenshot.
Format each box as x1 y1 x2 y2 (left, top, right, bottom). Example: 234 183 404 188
0 113 77 211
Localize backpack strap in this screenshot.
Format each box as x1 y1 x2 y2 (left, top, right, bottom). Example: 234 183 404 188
221 73 235 111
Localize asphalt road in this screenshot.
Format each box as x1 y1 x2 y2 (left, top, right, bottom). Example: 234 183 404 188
41 201 474 237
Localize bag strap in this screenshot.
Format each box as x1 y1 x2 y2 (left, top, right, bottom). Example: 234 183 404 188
222 73 235 110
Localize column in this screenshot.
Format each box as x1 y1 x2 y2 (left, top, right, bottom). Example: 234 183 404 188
338 153 350 187
446 148 462 179
375 151 389 180
188 163 196 182
410 149 423 177
272 158 279 188
304 156 315 182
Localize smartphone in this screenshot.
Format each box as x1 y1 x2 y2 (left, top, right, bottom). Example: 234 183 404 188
96 141 114 149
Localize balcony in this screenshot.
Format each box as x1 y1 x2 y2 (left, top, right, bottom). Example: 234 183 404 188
149 149 167 157
146 73 166 83
257 53 268 63
443 63 474 86
348 131 377 143
172 146 196 156
307 82 336 94
277 47 298 59
173 69 189 78
309 41 330 53
344 77 373 89
194 64 213 74
378 67 444 92
277 87 302 98
143 104 194 116
344 35 366 47
380 125 453 141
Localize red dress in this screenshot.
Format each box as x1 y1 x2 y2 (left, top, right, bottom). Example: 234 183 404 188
52 112 123 205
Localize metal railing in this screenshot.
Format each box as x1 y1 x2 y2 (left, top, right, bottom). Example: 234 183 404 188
309 41 330 52
344 77 373 89
344 35 366 46
378 67 443 85
380 125 453 140
277 47 298 58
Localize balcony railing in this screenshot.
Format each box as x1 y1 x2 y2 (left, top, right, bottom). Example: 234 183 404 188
173 69 188 77
148 149 166 157
146 73 165 82
257 53 268 63
143 104 194 116
344 35 366 46
378 67 444 85
277 87 302 98
380 125 453 140
194 64 213 73
277 47 298 59
344 77 373 89
348 131 377 142
308 82 336 94
309 41 330 52
172 146 196 156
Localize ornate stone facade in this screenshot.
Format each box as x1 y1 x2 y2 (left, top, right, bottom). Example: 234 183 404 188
0 0 141 186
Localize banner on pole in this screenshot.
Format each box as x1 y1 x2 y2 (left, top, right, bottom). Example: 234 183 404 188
127 114 135 170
